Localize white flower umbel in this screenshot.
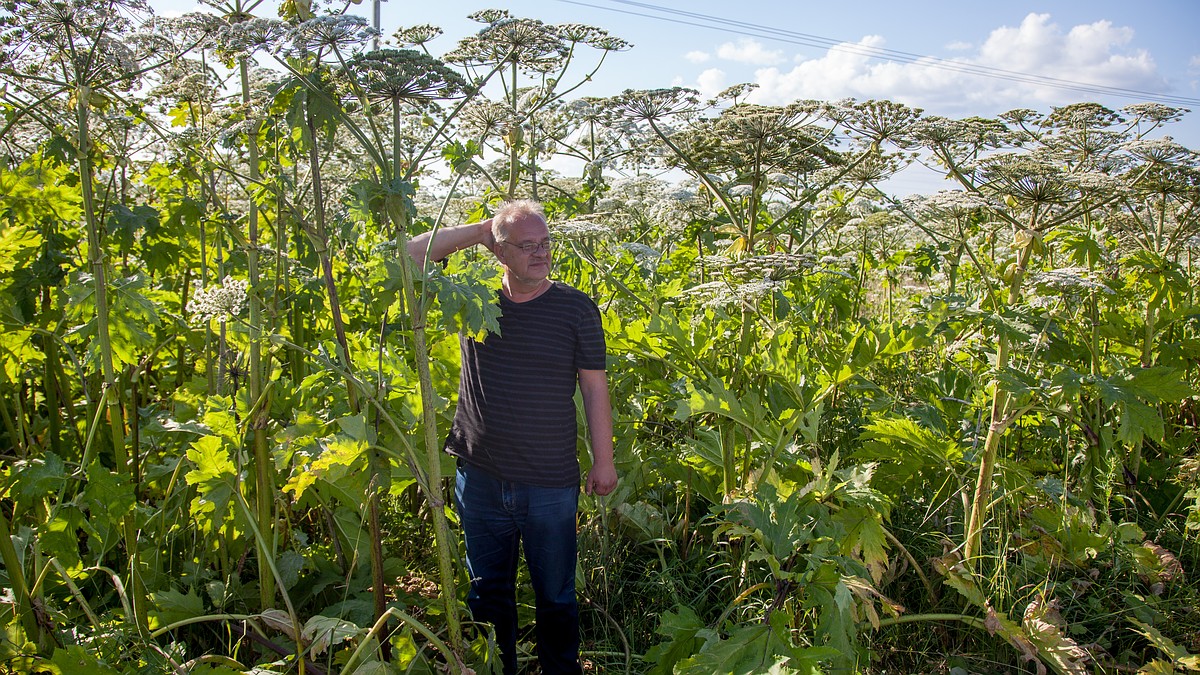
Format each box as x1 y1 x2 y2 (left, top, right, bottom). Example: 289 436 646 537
619 242 661 272
1029 266 1114 295
554 217 614 240
191 276 249 324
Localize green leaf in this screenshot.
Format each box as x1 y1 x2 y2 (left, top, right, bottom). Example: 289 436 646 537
47 646 122 675
1122 366 1195 403
284 434 369 500
303 614 362 655
73 273 161 369
833 505 889 583
674 377 763 438
10 453 65 506
148 587 205 630
1129 617 1200 670
106 203 160 255
1139 660 1180 675
614 501 670 544
334 413 375 443
0 328 44 381
185 435 238 532
1118 400 1162 446
80 460 137 554
348 662 393 675
1046 226 1107 268
41 506 85 570
441 139 482 175
1095 367 1193 446
645 606 704 675
278 550 306 589
0 222 41 275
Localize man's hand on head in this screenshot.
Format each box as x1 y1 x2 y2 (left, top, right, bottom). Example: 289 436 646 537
480 218 496 253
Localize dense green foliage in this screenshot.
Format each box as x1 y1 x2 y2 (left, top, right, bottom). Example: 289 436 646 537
1 1 1198 673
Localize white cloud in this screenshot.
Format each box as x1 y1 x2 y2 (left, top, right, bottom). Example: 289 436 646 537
695 68 728 97
685 50 711 64
731 13 1167 115
716 38 786 66
945 41 972 52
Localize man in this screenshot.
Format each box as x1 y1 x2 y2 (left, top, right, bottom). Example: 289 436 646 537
407 199 618 674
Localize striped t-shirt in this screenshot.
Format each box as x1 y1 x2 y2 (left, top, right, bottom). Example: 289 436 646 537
445 282 607 487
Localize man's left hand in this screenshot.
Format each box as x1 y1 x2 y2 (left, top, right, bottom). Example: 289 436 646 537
585 462 618 496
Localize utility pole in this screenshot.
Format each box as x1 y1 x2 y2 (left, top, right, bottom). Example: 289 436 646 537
372 0 381 49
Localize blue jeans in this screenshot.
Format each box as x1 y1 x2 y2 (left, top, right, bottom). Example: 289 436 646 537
455 461 582 675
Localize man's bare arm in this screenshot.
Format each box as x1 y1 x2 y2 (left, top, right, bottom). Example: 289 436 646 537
406 219 496 269
579 368 617 496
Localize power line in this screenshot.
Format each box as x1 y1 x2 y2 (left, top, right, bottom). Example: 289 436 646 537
559 0 1200 108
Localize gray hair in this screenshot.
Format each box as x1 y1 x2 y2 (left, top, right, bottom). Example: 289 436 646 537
492 199 546 241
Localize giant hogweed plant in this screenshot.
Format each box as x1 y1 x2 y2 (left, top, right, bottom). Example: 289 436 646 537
0 0 207 643
901 104 1198 565
854 104 1200 669
150 7 636 668
554 100 1198 671
443 10 631 199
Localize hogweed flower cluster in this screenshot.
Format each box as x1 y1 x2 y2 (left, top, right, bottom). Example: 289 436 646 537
1123 137 1195 166
618 242 660 272
447 13 567 72
978 153 1073 207
675 275 789 311
700 252 818 282
279 14 377 57
345 48 469 104
1028 266 1115 296
1123 103 1189 125
459 98 513 139
191 276 249 324
1044 102 1123 130
209 17 286 61
614 87 701 123
553 217 613 241
393 23 442 47
904 190 994 220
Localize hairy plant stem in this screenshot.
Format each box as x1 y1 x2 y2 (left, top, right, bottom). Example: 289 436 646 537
75 82 147 633
386 191 465 658
298 104 356 407
393 208 468 653
963 209 1038 566
238 55 276 612
506 60 520 197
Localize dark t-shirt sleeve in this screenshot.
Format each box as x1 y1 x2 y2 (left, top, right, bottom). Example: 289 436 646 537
575 298 607 371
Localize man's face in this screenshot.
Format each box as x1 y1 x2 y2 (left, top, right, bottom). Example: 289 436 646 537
495 214 552 285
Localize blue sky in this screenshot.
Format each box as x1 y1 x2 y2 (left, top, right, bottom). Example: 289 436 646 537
156 0 1200 193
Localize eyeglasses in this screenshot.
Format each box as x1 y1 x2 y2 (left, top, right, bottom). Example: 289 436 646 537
500 239 553 255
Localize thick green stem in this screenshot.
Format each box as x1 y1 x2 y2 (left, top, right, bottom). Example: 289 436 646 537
239 56 276 611
506 61 520 197
964 215 1037 566
305 108 360 413
874 613 988 631
388 199 464 658
75 83 146 633
0 504 41 646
